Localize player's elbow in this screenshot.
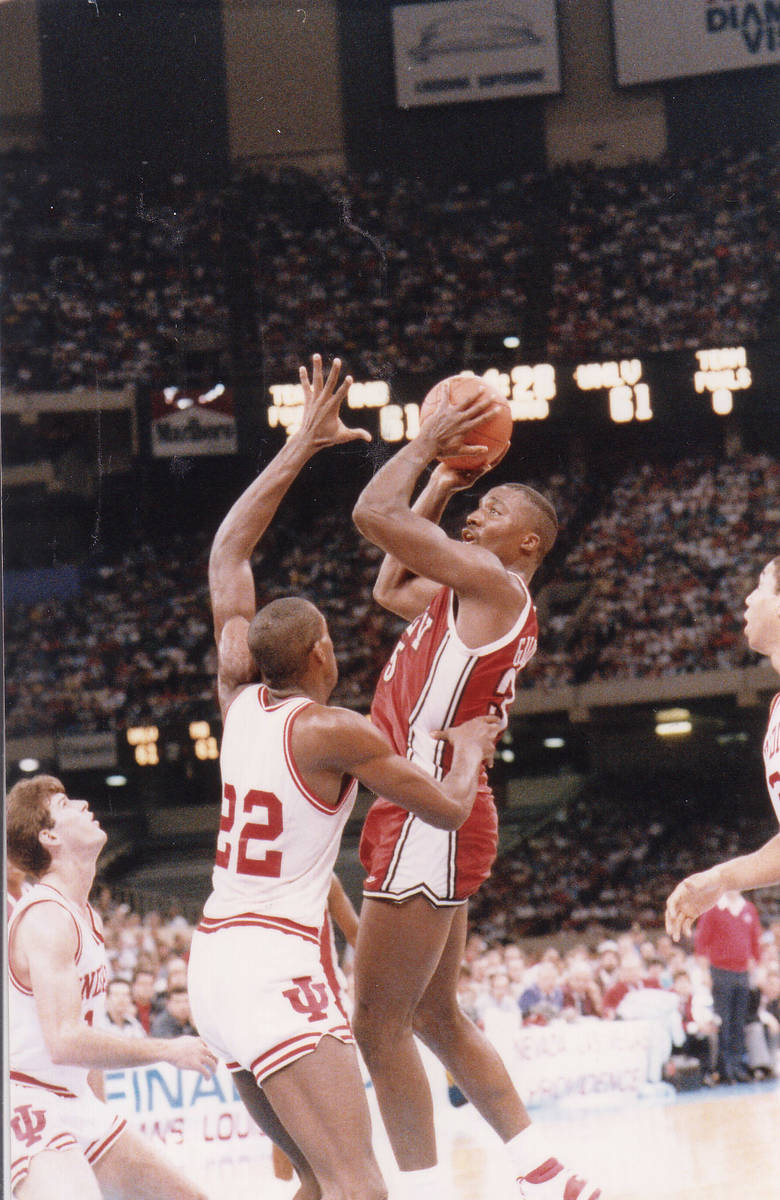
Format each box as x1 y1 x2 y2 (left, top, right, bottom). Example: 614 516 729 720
372 577 394 610
352 495 394 542
426 799 468 832
47 1034 74 1066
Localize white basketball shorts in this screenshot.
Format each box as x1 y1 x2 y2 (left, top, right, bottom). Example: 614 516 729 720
9 1071 126 1193
187 911 353 1084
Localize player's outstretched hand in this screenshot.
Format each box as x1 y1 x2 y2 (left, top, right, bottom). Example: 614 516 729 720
297 353 371 450
434 715 503 767
165 1036 219 1078
665 866 724 942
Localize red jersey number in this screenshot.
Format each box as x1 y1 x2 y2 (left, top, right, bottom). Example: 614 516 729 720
215 784 284 878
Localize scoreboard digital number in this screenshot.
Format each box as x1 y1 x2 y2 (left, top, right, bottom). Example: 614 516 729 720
266 346 756 441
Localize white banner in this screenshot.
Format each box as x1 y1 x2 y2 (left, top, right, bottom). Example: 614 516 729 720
611 0 779 86
105 1062 271 1172
392 1 561 107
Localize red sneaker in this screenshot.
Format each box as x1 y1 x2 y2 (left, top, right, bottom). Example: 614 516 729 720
517 1157 602 1199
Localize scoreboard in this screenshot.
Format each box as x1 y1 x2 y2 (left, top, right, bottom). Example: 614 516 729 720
265 343 771 444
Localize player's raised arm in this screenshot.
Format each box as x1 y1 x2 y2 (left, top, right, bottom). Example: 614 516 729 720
294 706 500 830
14 903 217 1077
353 388 510 602
371 461 492 620
209 354 369 712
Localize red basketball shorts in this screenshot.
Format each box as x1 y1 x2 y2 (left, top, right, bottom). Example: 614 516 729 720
360 787 498 906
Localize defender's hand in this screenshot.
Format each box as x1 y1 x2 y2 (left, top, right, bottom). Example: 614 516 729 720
434 715 503 766
296 354 371 449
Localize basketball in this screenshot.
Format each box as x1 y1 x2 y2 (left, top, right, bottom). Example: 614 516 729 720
419 372 513 470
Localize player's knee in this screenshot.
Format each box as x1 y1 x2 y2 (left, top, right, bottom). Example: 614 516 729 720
413 1000 462 1052
352 1001 411 1065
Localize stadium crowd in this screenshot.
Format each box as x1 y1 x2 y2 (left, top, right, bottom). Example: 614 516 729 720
4 451 777 735
1 143 775 391
18 867 772 1094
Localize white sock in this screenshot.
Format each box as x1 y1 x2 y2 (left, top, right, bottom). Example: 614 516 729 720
400 1164 444 1197
505 1124 557 1178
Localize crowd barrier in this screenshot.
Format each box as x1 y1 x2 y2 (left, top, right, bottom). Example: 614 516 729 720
105 1018 657 1172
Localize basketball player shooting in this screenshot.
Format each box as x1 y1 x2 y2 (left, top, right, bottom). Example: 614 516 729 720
186 355 502 1200
351 384 603 1200
666 556 780 940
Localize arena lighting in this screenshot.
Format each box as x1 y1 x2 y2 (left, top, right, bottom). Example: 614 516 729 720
105 774 127 787
543 737 565 749
503 335 520 349
655 707 692 737
656 720 693 737
655 707 691 723
500 748 516 763
19 757 39 773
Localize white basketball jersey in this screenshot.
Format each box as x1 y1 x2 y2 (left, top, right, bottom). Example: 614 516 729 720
764 692 780 823
203 685 357 930
9 883 108 1094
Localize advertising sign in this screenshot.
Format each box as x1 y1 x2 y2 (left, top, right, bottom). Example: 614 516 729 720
392 1 561 107
611 1 779 86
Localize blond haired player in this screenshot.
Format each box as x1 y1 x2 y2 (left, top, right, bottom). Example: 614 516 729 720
6 774 217 1200
667 556 780 938
186 355 501 1200
351 389 602 1200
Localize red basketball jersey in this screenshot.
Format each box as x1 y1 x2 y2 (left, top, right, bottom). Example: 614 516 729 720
370 574 537 782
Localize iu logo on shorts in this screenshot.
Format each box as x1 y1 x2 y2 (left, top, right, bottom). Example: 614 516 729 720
282 976 329 1023
11 1104 47 1147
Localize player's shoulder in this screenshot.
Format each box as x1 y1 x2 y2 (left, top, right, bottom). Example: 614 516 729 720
298 702 370 735
296 703 388 754
12 892 81 951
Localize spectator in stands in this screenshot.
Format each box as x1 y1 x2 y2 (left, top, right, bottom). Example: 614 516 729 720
150 986 199 1039
103 977 148 1038
671 969 719 1085
518 960 565 1024
131 967 162 1034
561 959 603 1019
602 953 659 1018
595 940 621 994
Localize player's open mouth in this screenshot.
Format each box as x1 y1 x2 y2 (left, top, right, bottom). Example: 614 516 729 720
462 528 477 542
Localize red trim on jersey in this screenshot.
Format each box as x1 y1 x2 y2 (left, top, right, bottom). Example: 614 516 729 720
10 1070 78 1098
85 1116 127 1164
86 903 104 945
283 705 357 815
196 911 320 945
259 684 299 712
